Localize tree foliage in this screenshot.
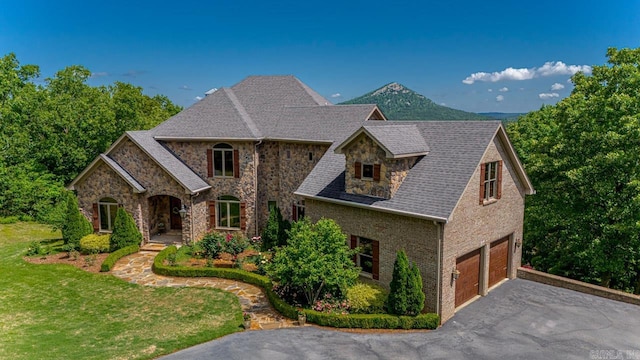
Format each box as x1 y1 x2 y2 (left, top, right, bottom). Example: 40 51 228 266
0 53 181 222
508 47 640 293
61 191 93 249
109 208 142 252
261 207 290 251
387 250 424 316
266 218 359 305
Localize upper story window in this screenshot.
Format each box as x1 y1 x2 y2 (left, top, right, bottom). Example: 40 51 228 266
481 161 502 204
214 143 234 177
354 162 380 181
98 197 118 232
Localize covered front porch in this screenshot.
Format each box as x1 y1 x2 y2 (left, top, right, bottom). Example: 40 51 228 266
148 195 185 245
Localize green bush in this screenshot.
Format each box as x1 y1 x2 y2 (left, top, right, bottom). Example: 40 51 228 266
387 250 425 316
302 310 439 329
61 191 93 249
0 216 20 224
199 231 224 258
101 244 139 272
79 234 111 254
25 241 42 256
109 207 142 252
261 207 289 250
346 283 388 314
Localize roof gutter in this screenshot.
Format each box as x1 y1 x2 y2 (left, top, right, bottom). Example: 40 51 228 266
295 192 449 223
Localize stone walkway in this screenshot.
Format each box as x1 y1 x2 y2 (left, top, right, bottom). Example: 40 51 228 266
111 250 296 330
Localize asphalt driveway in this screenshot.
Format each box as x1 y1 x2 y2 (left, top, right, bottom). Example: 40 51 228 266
159 278 640 359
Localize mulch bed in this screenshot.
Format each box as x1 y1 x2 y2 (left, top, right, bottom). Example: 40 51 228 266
24 252 110 273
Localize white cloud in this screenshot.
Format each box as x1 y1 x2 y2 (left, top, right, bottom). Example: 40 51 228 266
496 95 504 102
194 96 203 101
205 88 218 95
462 61 592 84
179 85 192 90
90 72 108 78
330 93 341 98
499 87 509 92
487 89 493 92
440 102 446 106
539 92 560 99
551 83 565 90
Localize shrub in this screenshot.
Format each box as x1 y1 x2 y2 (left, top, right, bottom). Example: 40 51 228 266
25 241 42 256
109 207 142 252
387 250 425 316
223 232 249 256
79 234 111 254
199 231 224 258
61 191 92 249
346 283 388 314
101 244 139 272
266 218 359 305
302 310 439 329
0 216 20 224
261 207 290 251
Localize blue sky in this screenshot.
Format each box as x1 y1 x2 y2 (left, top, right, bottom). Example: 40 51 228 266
1 1 638 113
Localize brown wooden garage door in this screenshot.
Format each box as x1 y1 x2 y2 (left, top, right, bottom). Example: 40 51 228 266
455 248 481 307
489 236 509 288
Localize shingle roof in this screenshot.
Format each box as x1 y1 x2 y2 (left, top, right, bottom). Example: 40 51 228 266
334 124 429 158
296 121 505 221
126 131 211 194
100 154 146 193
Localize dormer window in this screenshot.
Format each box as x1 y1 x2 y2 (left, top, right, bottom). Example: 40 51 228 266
362 164 374 179
355 161 380 181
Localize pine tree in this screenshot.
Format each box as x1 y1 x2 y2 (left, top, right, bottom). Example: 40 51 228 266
387 250 410 315
261 207 280 251
61 191 92 249
109 207 142 252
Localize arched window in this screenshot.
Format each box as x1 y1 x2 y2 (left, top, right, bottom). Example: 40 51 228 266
217 195 240 229
98 197 118 232
213 143 234 177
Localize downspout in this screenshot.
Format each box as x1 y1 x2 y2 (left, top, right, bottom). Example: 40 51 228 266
434 220 443 319
254 140 262 236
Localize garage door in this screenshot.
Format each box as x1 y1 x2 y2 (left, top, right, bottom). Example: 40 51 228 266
455 248 481 307
489 236 509 288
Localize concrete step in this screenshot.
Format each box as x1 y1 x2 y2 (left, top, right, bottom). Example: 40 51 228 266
140 243 168 252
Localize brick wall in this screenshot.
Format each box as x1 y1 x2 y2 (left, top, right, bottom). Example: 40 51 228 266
306 199 440 313
440 136 526 322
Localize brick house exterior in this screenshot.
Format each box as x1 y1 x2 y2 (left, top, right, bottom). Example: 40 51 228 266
69 76 533 323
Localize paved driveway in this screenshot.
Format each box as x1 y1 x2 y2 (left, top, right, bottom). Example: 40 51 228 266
159 279 640 359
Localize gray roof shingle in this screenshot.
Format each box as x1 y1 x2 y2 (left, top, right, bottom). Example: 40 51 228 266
296 121 503 221
100 154 146 193
126 131 211 194
335 124 429 158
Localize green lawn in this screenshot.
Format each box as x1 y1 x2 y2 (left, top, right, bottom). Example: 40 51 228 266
0 222 242 360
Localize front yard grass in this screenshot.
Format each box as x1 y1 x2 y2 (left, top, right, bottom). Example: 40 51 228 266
0 222 243 360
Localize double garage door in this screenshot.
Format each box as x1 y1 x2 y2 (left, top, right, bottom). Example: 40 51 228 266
455 236 509 307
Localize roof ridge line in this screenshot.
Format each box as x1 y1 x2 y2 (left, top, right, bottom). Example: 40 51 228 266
223 88 263 139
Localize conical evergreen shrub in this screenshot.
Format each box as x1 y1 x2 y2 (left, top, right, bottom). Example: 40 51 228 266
61 191 92 249
407 263 425 315
387 250 410 315
109 207 142 252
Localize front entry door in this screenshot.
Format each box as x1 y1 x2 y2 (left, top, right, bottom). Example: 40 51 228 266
170 197 182 230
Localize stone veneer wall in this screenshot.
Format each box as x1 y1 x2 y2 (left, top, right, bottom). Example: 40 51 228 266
305 199 440 313
256 141 280 228
440 136 526 323
343 134 415 199
276 142 329 222
74 162 144 238
163 141 258 238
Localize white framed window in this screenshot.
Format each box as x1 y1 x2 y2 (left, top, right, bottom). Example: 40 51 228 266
361 163 374 179
483 161 498 201
292 200 305 221
213 143 234 177
98 197 118 232
217 195 240 229
356 237 374 276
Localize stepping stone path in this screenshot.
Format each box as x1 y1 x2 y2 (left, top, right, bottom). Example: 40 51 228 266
111 249 296 330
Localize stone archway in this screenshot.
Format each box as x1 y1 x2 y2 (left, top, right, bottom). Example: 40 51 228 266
148 195 183 242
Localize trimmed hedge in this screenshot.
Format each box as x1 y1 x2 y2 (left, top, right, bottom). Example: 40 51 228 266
100 244 140 272
153 246 439 329
80 234 111 254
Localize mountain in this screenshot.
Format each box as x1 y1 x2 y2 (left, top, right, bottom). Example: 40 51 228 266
339 82 490 121
479 112 526 122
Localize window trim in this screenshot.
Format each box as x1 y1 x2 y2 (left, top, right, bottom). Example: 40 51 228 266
356 237 374 278
216 196 241 230
98 197 118 233
481 160 502 204
292 200 305 221
213 143 234 178
361 163 374 180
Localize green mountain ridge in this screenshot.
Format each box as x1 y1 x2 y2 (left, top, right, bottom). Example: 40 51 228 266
339 82 490 120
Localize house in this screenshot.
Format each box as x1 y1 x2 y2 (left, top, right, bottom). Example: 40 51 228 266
68 75 534 323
